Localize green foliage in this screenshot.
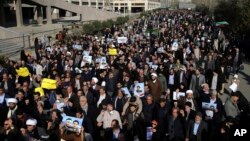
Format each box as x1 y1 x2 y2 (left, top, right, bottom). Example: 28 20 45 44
213 0 250 36
0 55 6 66
81 17 130 35
196 4 210 15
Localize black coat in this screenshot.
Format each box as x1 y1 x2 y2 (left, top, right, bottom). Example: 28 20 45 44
166 116 185 140
186 120 208 141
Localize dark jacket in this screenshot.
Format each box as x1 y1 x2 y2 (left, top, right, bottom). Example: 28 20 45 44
166 116 185 140
186 120 208 141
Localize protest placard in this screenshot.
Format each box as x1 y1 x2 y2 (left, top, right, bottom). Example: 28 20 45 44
202 102 217 110
16 67 30 77
173 92 185 100
134 83 144 97
41 78 57 89
35 87 45 97
82 56 92 64
117 37 128 44
108 48 117 55
62 115 83 133
121 87 131 97
73 44 82 50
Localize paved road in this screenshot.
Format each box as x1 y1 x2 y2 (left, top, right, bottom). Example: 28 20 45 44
225 62 250 101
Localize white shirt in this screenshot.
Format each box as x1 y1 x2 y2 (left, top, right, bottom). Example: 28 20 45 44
75 79 81 90
97 94 106 107
97 110 122 129
168 74 174 85
0 94 5 104
211 74 218 90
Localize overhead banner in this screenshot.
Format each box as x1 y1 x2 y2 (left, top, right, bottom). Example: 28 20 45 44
41 78 57 89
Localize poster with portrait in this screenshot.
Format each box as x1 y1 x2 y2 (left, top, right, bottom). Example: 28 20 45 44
171 41 179 51
173 92 185 100
99 57 108 69
62 115 83 133
82 56 92 64
202 102 217 110
117 37 128 44
121 87 131 97
133 83 144 97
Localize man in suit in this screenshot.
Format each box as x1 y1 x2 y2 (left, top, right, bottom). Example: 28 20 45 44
167 69 178 96
0 73 15 97
166 107 185 141
185 112 208 141
180 102 196 127
189 68 205 98
0 85 10 107
176 66 188 88
201 90 223 141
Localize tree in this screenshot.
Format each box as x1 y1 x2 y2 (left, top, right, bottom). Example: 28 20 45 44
214 0 250 36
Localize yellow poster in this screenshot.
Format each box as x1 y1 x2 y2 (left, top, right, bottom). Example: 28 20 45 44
41 78 57 89
108 48 117 55
16 67 30 77
35 87 45 97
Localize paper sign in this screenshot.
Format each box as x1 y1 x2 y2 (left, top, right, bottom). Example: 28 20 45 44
134 83 144 97
99 57 108 69
121 87 131 97
83 56 92 64
171 42 179 51
16 67 30 77
229 82 237 92
108 48 117 55
35 87 45 97
173 92 185 100
117 37 128 44
157 47 164 53
41 78 57 89
147 62 153 68
202 102 217 110
56 101 64 111
146 127 153 140
82 50 90 56
62 115 83 133
151 65 158 71
73 44 82 50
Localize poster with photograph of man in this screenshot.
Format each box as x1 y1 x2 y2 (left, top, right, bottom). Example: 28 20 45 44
99 57 108 69
134 83 144 97
83 56 92 64
121 87 131 97
173 92 185 100
202 102 217 110
62 115 83 133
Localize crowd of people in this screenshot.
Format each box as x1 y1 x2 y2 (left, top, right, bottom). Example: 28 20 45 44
0 9 249 141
